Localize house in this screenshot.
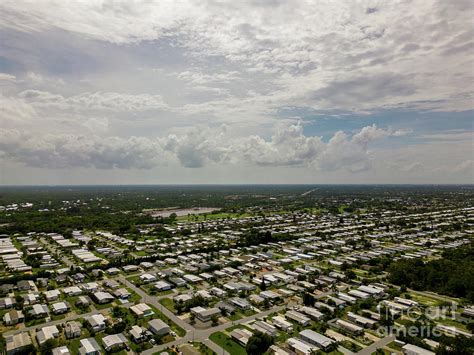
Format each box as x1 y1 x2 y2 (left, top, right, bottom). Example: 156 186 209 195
82 282 99 293
215 301 236 315
36 325 60 345
102 333 128 352
52 301 70 314
130 325 147 343
286 310 311 326
44 289 61 302
3 309 24 326
140 273 157 283
5 332 32 355
209 287 226 297
347 312 377 328
86 314 107 332
195 289 213 300
17 280 36 291
65 321 82 339
402 344 435 355
23 293 40 305
0 297 15 309
76 296 91 307
130 303 154 318
113 288 131 300
358 285 385 298
299 329 335 351
260 290 281 302
122 265 140 273
103 280 120 290
462 306 474 318
190 306 221 322
300 306 324 321
154 281 173 291
29 304 49 318
336 319 364 335
230 297 251 310
174 294 193 304
0 283 14 296
272 315 293 332
253 321 278 337
148 318 171 335
249 294 265 305
348 290 371 299
230 328 253 346
63 286 82 296
106 267 120 275
269 345 291 355
92 291 114 304
52 346 71 355
183 274 203 283
140 261 154 269
287 337 317 355
169 277 186 287
79 337 102 355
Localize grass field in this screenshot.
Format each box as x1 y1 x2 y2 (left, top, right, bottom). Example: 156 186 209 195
159 298 176 313
209 331 247 355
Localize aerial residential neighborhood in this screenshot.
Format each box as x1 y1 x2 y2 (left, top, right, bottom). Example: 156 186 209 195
0 186 473 355
0 0 473 354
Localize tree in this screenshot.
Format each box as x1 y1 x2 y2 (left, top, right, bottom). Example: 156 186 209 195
260 279 267 291
211 314 219 326
345 270 356 280
303 292 315 307
40 338 57 355
245 331 274 355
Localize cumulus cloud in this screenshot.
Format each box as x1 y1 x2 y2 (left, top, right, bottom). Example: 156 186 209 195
0 123 408 171
0 129 163 169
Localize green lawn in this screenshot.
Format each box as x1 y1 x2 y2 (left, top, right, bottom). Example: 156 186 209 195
209 332 247 355
386 341 403 351
228 313 243 321
159 298 176 312
191 342 217 355
436 318 468 330
340 340 363 352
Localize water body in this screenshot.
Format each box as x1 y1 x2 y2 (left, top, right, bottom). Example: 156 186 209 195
149 207 218 218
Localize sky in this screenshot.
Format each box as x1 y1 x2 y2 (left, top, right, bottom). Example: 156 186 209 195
0 0 473 185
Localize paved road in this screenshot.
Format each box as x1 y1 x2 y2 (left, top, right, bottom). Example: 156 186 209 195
118 276 193 332
140 303 285 355
122 272 287 355
355 335 395 355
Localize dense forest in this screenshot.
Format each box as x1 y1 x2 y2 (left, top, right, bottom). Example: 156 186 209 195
388 242 474 302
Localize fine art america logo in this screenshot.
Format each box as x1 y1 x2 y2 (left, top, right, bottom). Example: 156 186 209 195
376 300 459 338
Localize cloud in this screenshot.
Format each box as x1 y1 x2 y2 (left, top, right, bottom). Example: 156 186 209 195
0 129 163 169
0 73 16 82
0 123 406 172
309 73 416 110
18 90 168 112
0 94 37 123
